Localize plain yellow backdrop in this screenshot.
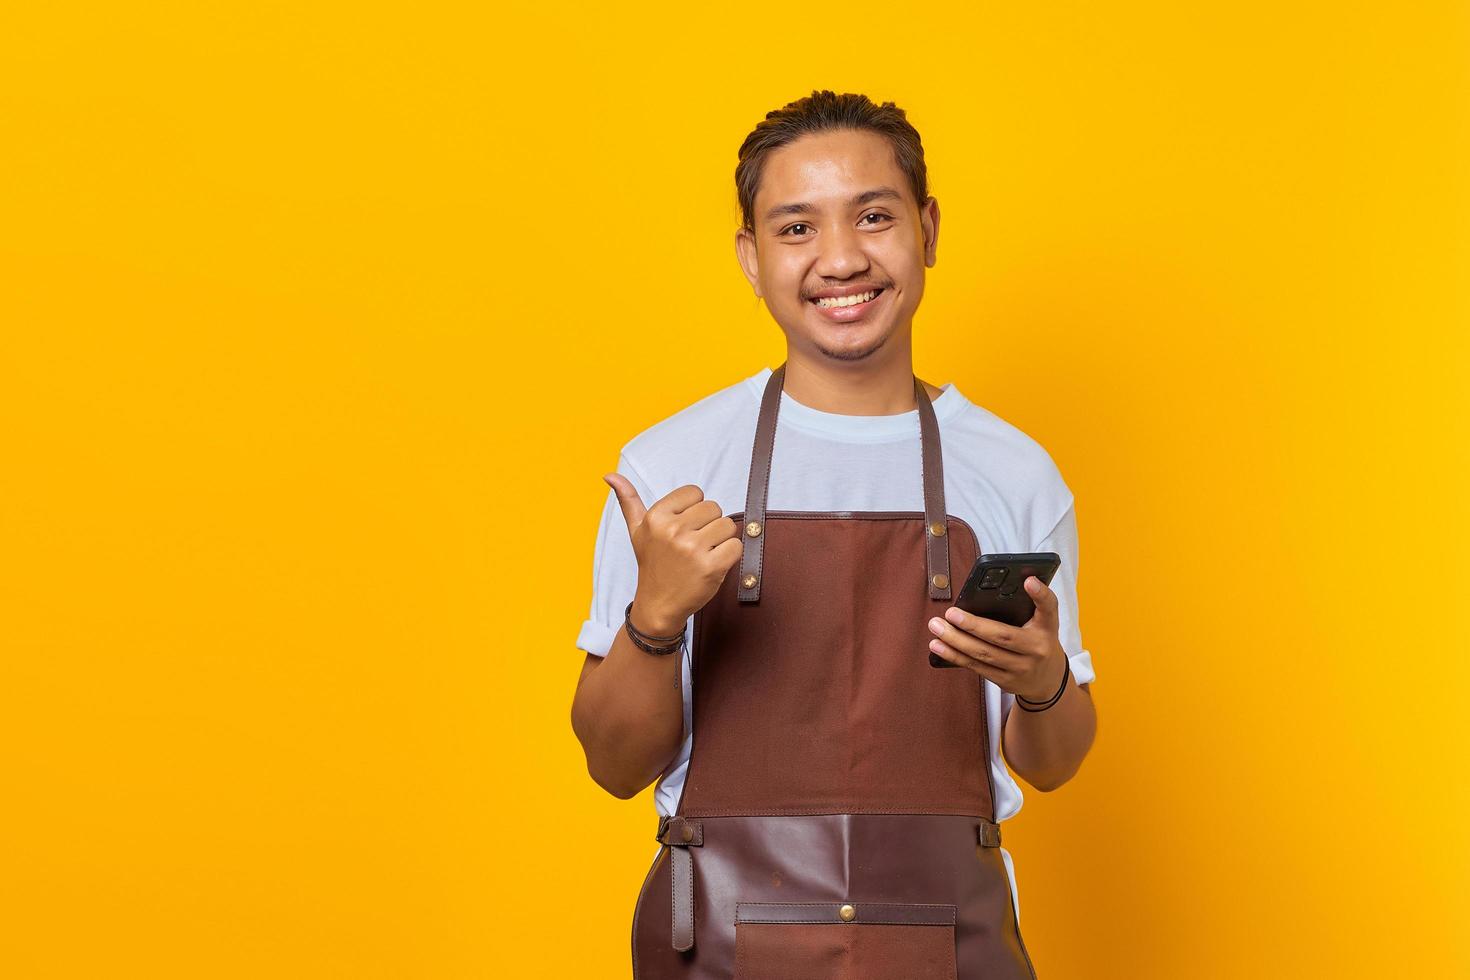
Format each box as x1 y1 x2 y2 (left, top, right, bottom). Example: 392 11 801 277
2 2 1466 977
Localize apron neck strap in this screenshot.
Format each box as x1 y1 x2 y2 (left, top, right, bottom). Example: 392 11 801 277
736 361 954 603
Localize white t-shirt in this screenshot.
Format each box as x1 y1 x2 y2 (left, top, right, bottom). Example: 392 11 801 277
577 366 1096 923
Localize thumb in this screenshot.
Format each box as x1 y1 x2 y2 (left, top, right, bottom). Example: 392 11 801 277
1024 575 1059 627
603 472 648 530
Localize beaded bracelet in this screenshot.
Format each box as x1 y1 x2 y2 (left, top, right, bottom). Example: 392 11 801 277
623 600 685 656
1016 657 1070 712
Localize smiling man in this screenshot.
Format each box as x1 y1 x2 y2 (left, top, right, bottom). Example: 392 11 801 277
571 90 1097 979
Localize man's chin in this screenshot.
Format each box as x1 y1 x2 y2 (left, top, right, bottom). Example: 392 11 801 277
812 328 889 363
771 306 893 362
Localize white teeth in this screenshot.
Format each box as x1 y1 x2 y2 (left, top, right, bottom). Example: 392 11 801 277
814 290 878 309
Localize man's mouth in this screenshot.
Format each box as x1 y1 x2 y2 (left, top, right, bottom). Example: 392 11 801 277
808 287 886 321
810 288 883 309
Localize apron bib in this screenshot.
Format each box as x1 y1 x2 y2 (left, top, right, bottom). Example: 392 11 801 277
632 362 1036 979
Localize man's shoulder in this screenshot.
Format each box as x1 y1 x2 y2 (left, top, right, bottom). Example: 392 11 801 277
619 371 758 473
944 397 1074 534
946 397 1065 485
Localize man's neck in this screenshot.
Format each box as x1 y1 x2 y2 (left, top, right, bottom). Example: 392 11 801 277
780 356 943 416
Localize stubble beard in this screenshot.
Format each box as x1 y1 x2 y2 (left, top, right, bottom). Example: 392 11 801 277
813 329 888 363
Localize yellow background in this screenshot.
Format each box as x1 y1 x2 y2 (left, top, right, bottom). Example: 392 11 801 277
2 2 1466 976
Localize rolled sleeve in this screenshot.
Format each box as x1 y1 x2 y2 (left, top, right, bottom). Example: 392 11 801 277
576 452 653 658
1003 498 1094 719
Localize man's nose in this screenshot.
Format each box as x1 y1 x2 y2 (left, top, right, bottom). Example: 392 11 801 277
812 222 869 279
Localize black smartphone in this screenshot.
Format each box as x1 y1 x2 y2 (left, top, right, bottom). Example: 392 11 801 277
929 552 1061 668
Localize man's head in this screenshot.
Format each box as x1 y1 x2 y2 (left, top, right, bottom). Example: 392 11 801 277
734 90 939 365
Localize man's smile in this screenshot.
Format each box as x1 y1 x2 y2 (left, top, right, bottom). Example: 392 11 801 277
807 286 887 322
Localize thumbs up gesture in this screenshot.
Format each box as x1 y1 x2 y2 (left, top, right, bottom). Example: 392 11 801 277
603 474 744 636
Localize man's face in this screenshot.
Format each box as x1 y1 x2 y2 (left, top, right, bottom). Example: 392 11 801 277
735 128 939 364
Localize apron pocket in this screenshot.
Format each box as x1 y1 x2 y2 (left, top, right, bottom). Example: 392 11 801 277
733 901 957 980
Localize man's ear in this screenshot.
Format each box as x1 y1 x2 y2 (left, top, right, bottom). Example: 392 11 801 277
921 196 940 268
734 227 763 298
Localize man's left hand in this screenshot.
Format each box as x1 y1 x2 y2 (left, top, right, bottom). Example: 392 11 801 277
926 575 1069 702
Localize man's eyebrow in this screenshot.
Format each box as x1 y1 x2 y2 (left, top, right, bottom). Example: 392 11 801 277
763 187 904 223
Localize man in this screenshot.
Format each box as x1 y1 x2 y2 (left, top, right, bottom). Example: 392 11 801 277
571 90 1097 978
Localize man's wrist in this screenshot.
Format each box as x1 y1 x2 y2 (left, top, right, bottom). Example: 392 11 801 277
628 598 686 638
1016 653 1070 704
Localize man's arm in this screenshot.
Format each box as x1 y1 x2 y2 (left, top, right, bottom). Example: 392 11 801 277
570 600 688 800
927 584 1099 792
1001 676 1096 791
570 473 743 800
998 498 1097 791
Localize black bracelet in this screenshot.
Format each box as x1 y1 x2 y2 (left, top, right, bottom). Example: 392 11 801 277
1016 657 1070 712
623 600 685 656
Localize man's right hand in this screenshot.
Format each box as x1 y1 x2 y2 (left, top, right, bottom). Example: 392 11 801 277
603 473 744 636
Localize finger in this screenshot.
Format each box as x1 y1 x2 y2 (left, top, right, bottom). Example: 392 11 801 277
1022 576 1059 630
928 615 1027 670
694 513 740 549
676 497 727 533
928 636 1011 681
656 483 709 517
709 535 745 571
604 472 647 529
939 606 1031 656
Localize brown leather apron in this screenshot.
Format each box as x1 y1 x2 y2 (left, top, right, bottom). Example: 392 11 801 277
632 362 1037 979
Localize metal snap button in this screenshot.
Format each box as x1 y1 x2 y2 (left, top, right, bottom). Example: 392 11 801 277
742 574 757 589
839 904 856 922
928 521 945 537
932 573 949 590
745 521 762 537
680 823 694 843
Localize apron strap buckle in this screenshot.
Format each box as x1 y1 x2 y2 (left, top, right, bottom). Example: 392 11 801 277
655 814 702 846
977 818 1002 848
655 816 703 951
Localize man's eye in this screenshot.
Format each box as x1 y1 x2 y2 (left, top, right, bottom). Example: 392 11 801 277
781 215 888 236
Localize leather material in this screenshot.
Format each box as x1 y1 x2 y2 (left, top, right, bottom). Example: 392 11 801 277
735 902 956 925
655 816 704 950
669 845 694 952
633 815 1034 979
915 369 953 601
679 511 990 818
737 917 956 980
657 815 705 847
738 363 951 603
631 362 1035 979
